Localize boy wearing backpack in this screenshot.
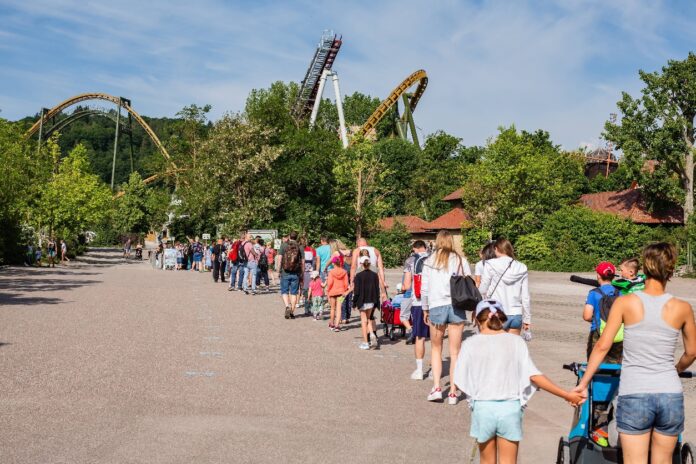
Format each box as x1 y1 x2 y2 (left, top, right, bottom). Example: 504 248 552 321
279 232 303 319
582 261 622 363
227 234 245 291
401 241 432 380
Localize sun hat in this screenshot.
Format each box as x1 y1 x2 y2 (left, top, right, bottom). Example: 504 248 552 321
359 255 370 265
475 299 505 318
595 261 616 279
310 270 319 279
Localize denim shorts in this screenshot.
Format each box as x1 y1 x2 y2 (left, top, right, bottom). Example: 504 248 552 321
470 400 523 443
428 304 467 325
617 393 684 436
503 314 523 330
280 273 300 295
193 253 202 262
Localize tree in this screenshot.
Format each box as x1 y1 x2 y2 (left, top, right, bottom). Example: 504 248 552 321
605 53 696 223
0 117 40 263
459 127 586 240
333 137 393 238
113 172 151 235
176 113 283 235
35 144 112 239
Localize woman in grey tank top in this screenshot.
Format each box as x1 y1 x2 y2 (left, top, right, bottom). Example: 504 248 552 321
575 243 696 463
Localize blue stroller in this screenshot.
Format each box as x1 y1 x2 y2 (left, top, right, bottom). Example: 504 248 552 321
557 362 693 463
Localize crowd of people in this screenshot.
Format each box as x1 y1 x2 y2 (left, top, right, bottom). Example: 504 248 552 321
148 229 695 463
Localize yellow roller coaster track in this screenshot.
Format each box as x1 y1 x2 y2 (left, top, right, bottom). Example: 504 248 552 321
26 93 175 167
351 69 428 144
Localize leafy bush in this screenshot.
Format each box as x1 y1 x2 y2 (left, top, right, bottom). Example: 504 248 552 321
461 227 491 261
528 206 652 271
515 233 552 265
368 222 412 268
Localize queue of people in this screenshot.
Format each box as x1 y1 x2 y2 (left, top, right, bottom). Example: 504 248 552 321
148 229 696 464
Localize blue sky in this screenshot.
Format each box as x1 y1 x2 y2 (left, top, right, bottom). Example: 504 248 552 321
1 0 695 149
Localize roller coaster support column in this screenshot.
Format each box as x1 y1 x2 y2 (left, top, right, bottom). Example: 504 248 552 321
397 93 420 148
309 69 330 128
331 71 349 149
110 98 123 191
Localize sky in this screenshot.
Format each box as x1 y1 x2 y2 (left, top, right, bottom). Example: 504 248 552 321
1 0 695 149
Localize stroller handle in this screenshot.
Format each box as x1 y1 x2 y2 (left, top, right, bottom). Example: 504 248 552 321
679 371 694 378
563 363 693 379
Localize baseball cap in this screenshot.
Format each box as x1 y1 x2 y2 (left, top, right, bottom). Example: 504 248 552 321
475 299 505 317
595 261 616 279
331 256 341 264
359 255 370 265
310 270 319 279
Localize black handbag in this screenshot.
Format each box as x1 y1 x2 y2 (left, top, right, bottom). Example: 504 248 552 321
450 257 482 312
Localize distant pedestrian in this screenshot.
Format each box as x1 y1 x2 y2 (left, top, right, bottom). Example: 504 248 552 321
352 254 381 349
47 238 57 267
241 234 258 295
123 237 132 259
255 239 272 293
474 242 496 288
308 271 325 320
316 235 332 281
326 256 349 331
279 232 302 319
60 240 69 265
211 238 226 283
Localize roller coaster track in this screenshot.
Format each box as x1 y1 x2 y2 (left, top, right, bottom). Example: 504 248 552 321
41 107 125 137
294 31 342 118
26 93 174 166
352 69 428 144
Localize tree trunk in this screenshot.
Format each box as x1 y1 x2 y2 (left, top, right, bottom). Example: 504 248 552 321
685 146 694 225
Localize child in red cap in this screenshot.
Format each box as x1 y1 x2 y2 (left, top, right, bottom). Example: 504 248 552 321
582 261 622 362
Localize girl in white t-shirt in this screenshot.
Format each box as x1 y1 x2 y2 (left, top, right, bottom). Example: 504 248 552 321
453 300 583 464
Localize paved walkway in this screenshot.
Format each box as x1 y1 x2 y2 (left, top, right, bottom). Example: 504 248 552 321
1 249 695 463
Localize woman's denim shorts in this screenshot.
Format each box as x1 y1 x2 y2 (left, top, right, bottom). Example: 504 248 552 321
428 304 467 325
617 393 684 436
503 314 523 330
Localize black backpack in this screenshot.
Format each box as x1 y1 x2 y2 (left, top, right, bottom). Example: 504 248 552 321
258 247 269 272
450 257 482 312
592 287 623 342
237 241 249 264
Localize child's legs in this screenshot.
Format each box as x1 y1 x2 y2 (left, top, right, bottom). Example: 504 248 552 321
430 324 445 388
447 322 464 394
311 297 322 316
334 299 344 325
360 310 369 343
329 297 337 323
496 437 519 464
478 438 497 464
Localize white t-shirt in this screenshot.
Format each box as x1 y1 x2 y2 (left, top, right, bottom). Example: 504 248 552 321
474 260 485 277
453 332 541 407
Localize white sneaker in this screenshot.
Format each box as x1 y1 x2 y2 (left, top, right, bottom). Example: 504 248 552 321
428 370 433 379
448 393 458 405
410 369 424 380
427 387 443 402
358 342 370 350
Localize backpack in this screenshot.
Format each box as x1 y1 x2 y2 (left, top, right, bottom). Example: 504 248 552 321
258 247 269 272
593 287 624 343
282 240 302 273
217 244 227 263
450 257 482 312
228 240 241 263
237 241 248 264
412 253 429 300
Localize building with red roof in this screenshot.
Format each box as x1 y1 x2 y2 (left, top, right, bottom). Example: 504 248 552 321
579 186 683 225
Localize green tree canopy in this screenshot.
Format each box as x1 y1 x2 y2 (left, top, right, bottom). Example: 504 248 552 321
605 52 696 222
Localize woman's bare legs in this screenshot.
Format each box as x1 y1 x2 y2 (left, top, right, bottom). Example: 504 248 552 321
478 438 496 464
430 323 446 390
497 437 519 464
447 322 464 395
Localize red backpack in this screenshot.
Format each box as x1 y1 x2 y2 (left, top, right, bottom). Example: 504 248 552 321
412 253 429 299
228 240 241 263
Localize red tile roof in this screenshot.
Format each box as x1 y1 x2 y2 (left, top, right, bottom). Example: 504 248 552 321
427 207 472 230
579 188 683 225
378 215 432 234
442 188 463 201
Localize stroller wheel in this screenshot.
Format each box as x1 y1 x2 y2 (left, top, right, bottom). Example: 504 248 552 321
556 436 569 464
682 442 694 464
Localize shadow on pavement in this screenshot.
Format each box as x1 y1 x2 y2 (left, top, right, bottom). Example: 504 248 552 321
0 293 64 306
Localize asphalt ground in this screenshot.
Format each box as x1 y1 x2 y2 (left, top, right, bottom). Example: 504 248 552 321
1 249 695 463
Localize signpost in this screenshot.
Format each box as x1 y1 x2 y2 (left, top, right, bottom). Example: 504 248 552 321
202 233 211 240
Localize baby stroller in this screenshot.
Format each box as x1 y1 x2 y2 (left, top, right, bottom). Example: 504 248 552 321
134 247 143 260
557 362 694 463
381 296 407 341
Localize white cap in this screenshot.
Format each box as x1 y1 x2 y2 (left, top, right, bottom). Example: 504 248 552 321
359 256 370 265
